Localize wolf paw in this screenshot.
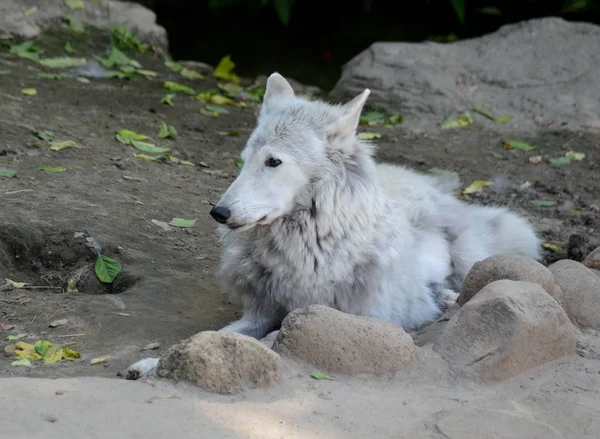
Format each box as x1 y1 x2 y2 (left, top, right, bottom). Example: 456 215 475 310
126 357 159 380
440 289 460 308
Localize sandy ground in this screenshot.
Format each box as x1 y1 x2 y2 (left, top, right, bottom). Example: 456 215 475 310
1 30 600 438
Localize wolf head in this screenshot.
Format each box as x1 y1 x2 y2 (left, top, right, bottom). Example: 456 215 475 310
210 73 371 231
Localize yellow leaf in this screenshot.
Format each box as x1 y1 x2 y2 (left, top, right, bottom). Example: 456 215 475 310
21 88 37 96
90 354 110 365
5 278 27 288
200 108 219 118
43 346 64 364
14 342 42 361
210 94 233 105
134 153 162 161
463 180 493 195
63 348 81 360
49 140 77 151
213 55 240 83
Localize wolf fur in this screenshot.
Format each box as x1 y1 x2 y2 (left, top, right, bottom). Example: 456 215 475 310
126 73 540 379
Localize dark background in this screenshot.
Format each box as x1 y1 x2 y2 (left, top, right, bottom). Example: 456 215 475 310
135 0 599 90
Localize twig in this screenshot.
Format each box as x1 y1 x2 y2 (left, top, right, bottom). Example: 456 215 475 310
57 333 86 338
21 286 63 290
4 189 34 195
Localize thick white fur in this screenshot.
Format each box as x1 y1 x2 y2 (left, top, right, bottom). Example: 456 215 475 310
126 73 541 379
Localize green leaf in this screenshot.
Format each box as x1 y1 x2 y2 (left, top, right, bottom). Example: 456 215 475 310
165 60 185 72
95 254 122 283
548 156 571 165
180 68 205 80
0 168 18 178
216 131 239 137
166 155 194 166
5 334 28 341
543 243 562 253
38 72 73 79
161 94 174 106
134 153 162 162
64 0 85 10
495 114 514 123
39 57 87 68
158 122 177 139
565 151 585 161
64 41 75 54
359 111 385 125
441 112 473 129
204 104 229 115
9 41 41 62
137 69 158 78
43 346 64 364
387 114 403 125
11 359 32 367
310 371 335 380
427 168 458 178
34 340 53 357
0 69 9 75
49 140 77 151
62 348 81 359
39 167 67 173
168 218 197 228
103 70 134 80
463 180 493 194
531 200 556 207
273 0 293 25
140 342 161 351
65 15 85 33
33 130 56 142
163 81 196 95
504 140 537 151
235 157 244 167
130 140 170 154
213 55 240 83
116 129 148 141
449 0 466 23
218 82 244 95
472 107 495 120
357 131 381 140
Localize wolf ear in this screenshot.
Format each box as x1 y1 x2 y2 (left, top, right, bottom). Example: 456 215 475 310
263 72 295 106
327 89 370 146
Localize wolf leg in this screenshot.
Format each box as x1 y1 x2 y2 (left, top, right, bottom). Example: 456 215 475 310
218 312 280 340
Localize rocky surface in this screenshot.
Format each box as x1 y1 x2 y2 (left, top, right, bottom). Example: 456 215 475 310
273 305 418 374
332 18 600 134
549 259 600 329
458 254 556 305
156 331 280 394
583 245 600 269
434 280 576 382
0 0 168 51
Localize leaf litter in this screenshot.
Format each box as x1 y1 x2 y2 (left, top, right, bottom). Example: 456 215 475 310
7 339 81 365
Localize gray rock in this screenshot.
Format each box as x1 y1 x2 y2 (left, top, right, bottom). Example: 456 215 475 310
273 305 418 374
433 280 576 382
156 331 280 394
0 0 168 52
583 245 600 269
458 254 555 306
332 18 600 134
549 259 600 329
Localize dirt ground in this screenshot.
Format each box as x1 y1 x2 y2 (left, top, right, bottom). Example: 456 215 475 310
1 30 600 437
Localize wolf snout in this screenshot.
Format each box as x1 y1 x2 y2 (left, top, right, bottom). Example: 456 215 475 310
210 206 231 224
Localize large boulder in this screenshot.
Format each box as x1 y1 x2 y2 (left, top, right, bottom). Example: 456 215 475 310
549 259 600 329
458 254 555 305
332 18 600 133
273 305 418 374
583 245 600 269
433 280 576 382
156 331 280 394
0 0 168 51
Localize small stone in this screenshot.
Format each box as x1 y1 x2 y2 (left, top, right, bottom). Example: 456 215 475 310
48 319 68 328
549 259 600 329
273 305 418 374
583 245 600 269
157 331 280 394
433 280 576 382
151 219 171 232
458 254 555 305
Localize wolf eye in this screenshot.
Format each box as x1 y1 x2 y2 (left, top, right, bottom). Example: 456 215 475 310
266 157 282 168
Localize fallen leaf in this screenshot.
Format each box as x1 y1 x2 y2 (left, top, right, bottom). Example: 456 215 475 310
0 69 9 75
163 81 196 95
427 168 459 178
6 278 27 288
210 94 234 105
96 47 140 68
543 243 562 252
495 114 514 123
130 140 170 154
49 140 77 151
76 76 90 83
49 319 68 328
565 151 585 161
573 209 582 216
204 104 229 115
167 155 195 166
213 55 240 83
140 342 160 351
14 342 42 361
62 348 81 360
0 168 17 178
43 346 64 364
39 72 73 79
387 114 403 125
39 167 67 173
165 61 185 72
504 140 537 151
90 355 110 365
472 107 495 120
21 88 37 96
441 112 473 129
9 41 41 62
33 130 56 142
65 15 85 33
134 153 162 162
12 359 32 367
234 157 243 167
5 334 28 341
216 131 239 137
531 200 556 207
95 254 122 283
151 219 172 231
116 129 148 141
463 180 493 195
218 82 244 95
39 57 87 69
34 340 53 357
168 218 197 228
66 278 78 294
528 155 543 164
180 68 205 80
520 181 532 189
158 122 177 139
310 372 335 380
359 111 385 125
63 0 85 10
548 156 571 165
25 6 38 15
64 41 75 54
137 69 158 78
357 132 381 140
161 94 174 106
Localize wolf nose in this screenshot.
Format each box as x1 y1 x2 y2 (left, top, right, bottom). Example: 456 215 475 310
210 206 231 224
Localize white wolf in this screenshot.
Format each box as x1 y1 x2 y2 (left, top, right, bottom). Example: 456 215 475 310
127 73 540 379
